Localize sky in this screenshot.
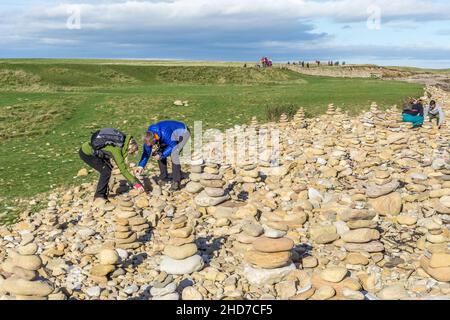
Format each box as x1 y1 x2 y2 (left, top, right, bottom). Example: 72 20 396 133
1 0 450 68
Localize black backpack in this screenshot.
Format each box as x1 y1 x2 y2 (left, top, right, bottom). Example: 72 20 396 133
90 128 125 158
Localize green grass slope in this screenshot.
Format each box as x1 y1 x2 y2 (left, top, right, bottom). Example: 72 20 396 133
0 61 423 213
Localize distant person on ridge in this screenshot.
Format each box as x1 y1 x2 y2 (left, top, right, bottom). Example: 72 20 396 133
424 100 445 129
135 120 190 191
402 98 424 129
79 128 143 201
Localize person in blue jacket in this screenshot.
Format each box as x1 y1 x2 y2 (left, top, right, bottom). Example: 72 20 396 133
135 120 190 191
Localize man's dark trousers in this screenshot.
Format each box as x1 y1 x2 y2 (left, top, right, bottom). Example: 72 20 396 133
79 149 112 199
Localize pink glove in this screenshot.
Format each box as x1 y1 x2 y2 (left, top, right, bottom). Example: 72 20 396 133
134 183 144 191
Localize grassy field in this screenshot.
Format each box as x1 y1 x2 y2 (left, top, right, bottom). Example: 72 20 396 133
0 60 423 223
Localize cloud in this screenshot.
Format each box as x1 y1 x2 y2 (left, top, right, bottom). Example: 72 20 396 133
0 0 449 68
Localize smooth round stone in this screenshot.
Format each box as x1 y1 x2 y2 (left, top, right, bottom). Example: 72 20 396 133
160 255 204 275
346 253 369 265
191 159 203 166
86 286 101 297
241 169 259 178
252 237 294 253
199 179 226 188
245 250 291 269
2 278 53 297
17 243 38 255
205 187 226 197
302 256 318 268
194 191 230 207
163 243 198 260
242 222 264 237
98 249 119 265
90 264 115 276
235 233 260 244
199 173 223 180
8 251 42 271
185 182 204 194
410 173 428 181
150 282 176 297
263 226 287 238
204 167 219 174
168 234 196 246
344 241 384 252
320 267 348 283
152 292 180 300
396 215 417 226
377 284 408 300
311 286 335 300
182 286 204 300
243 263 296 286
342 288 365 300
440 196 450 208
430 253 450 268
169 226 193 238
341 228 380 243
365 180 399 198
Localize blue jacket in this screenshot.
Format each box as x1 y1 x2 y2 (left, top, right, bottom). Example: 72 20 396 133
138 120 187 168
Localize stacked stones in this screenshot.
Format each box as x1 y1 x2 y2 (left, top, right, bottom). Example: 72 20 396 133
243 236 295 286
366 169 402 217
293 107 306 127
420 252 450 283
237 162 260 195
194 163 230 207
279 113 289 126
250 116 258 128
360 109 375 128
233 220 264 253
340 208 384 254
326 104 336 116
89 249 120 284
42 199 59 231
0 237 54 300
113 196 142 250
150 272 179 300
186 152 205 195
160 215 204 275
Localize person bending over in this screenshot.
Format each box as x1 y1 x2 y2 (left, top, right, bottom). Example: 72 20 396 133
79 128 144 201
135 120 190 191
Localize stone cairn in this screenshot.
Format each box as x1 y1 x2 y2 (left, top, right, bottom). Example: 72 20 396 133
42 199 59 231
250 116 258 128
186 152 205 195
293 107 305 125
89 248 120 284
279 113 289 124
326 103 336 116
150 271 178 300
194 163 230 207
233 219 264 253
159 215 204 276
0 236 54 300
237 162 260 196
243 235 296 287
113 196 143 250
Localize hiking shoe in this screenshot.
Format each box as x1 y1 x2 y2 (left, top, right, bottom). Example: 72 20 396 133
157 177 169 187
170 182 180 191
